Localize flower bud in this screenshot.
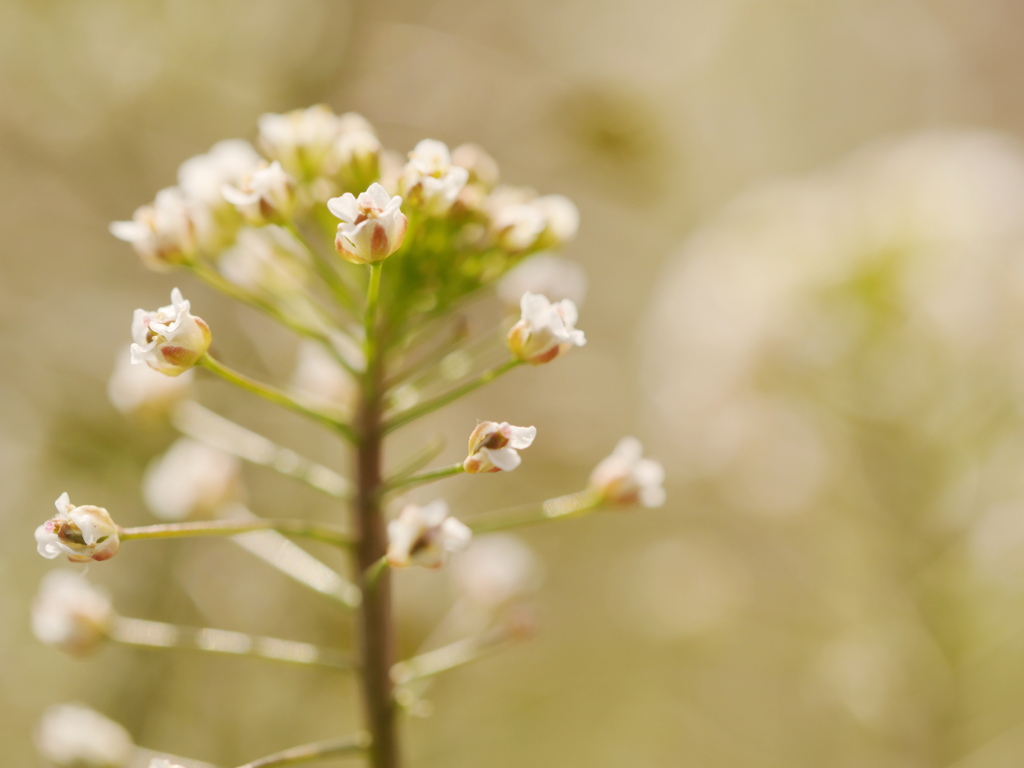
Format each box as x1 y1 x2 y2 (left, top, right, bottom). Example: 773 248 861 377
452 143 500 189
130 288 211 377
463 421 537 474
109 187 201 271
35 704 134 768
32 570 114 655
257 105 341 178
399 139 469 216
507 292 586 365
143 438 242 521
177 139 261 209
386 501 472 569
36 494 120 563
222 161 296 224
327 183 408 265
589 437 666 508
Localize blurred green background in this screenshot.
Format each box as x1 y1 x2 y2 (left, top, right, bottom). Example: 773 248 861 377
5 0 1024 766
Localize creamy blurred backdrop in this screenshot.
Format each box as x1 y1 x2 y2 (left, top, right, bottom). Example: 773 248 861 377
5 0 1024 766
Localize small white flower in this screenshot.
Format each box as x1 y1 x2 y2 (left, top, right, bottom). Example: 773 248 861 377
130 288 211 377
386 501 472 569
590 437 666 508
497 254 588 309
109 187 200 271
177 139 262 207
36 493 120 563
452 143 500 189
326 117 381 184
450 534 540 611
32 570 114 655
222 161 296 224
143 438 241 521
107 352 194 419
506 291 586 365
35 704 134 768
463 421 537 474
532 194 580 245
492 203 548 251
399 139 470 216
327 183 408 264
257 105 341 177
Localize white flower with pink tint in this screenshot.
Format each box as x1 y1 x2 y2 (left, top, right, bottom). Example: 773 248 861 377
463 421 537 474
386 501 471 569
131 289 211 377
590 437 666 508
109 187 200 271
399 139 469 216
222 161 295 224
506 292 586 365
36 494 120 563
327 183 408 264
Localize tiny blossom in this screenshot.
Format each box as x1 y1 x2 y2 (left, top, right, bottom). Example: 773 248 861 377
107 352 194 419
497 254 588 309
507 292 586 365
532 194 580 245
143 438 241 521
32 570 114 655
326 119 381 184
222 161 296 224
109 187 200 271
492 203 548 251
399 139 470 216
177 139 262 208
450 534 540 611
590 437 666 508
452 143 500 189
386 501 472 569
327 183 408 264
131 288 211 377
257 105 341 177
218 226 308 294
463 421 537 474
36 493 120 563
35 704 134 768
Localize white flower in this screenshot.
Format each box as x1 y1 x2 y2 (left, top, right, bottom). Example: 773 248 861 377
35 704 134 768
590 437 666 508
386 501 472 569
463 421 537 474
492 203 548 251
143 438 241 521
107 352 194 419
222 161 295 224
506 292 586 364
327 183 408 264
36 493 120 563
257 105 341 177
109 187 200 271
399 139 470 216
497 254 588 309
452 143 500 189
32 570 114 655
450 534 540 611
177 139 262 208
532 194 580 245
130 288 212 377
326 116 381 184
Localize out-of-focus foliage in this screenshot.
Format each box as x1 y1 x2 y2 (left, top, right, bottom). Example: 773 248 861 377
5 0 1024 766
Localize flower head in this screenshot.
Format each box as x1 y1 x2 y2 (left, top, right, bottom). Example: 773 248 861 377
386 501 472 569
32 570 114 655
36 494 120 563
327 183 408 264
399 139 470 216
130 288 211 377
507 292 586 364
590 437 666 508
463 421 537 474
222 161 296 224
109 187 201 271
35 704 134 768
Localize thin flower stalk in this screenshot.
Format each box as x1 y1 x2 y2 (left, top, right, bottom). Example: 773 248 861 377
197 355 356 441
285 221 360 315
384 463 464 493
391 623 520 686
109 616 354 669
118 518 353 549
233 733 371 768
383 436 447 487
464 491 603 534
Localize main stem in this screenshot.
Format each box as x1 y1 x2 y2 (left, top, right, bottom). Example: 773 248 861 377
354 263 400 768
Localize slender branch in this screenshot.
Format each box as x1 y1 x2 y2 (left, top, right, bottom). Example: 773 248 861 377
109 616 355 669
463 490 603 534
384 463 464 493
234 733 370 768
118 518 353 549
287 221 360 316
384 436 447 487
383 359 522 434
391 625 519 685
197 355 356 442
363 263 383 361
171 401 351 498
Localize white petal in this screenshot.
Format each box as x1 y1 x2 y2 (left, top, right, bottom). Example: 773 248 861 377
507 425 537 449
485 447 522 472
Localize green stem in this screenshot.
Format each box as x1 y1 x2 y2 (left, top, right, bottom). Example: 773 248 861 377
363 262 383 361
234 734 370 768
383 359 522 434
385 463 465 492
172 401 351 499
108 616 354 669
197 355 356 442
463 490 603 534
391 625 520 687
287 221 360 316
118 519 353 549
384 437 447 487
